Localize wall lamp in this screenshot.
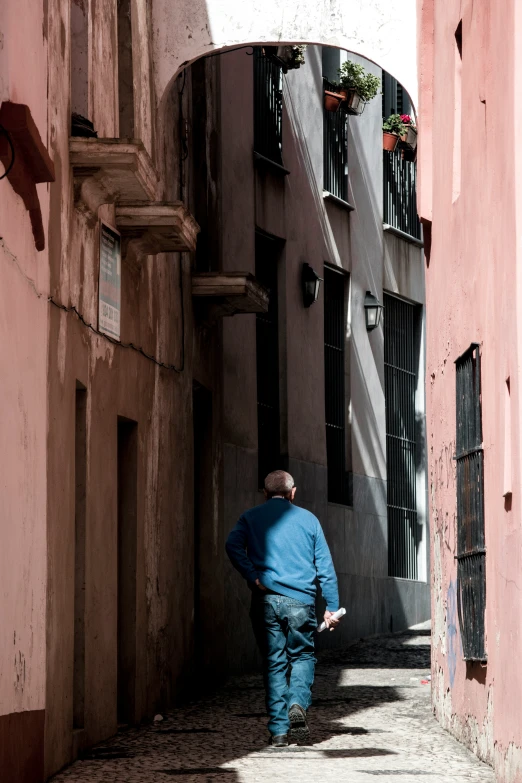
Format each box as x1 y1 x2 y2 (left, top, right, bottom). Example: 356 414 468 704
364 290 384 331
302 263 323 308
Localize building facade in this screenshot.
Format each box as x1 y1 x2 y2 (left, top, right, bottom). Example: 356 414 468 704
1 2 428 781
213 45 430 670
418 0 522 779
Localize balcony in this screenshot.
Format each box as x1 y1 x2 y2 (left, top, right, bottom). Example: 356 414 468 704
383 148 422 243
192 272 269 318
323 80 349 204
69 138 158 216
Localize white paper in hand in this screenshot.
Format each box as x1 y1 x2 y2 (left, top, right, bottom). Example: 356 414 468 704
317 607 346 633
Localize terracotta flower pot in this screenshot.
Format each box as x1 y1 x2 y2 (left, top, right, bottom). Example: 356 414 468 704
400 125 418 149
383 131 399 152
324 90 343 112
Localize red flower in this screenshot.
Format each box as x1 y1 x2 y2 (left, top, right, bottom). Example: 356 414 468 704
400 114 412 124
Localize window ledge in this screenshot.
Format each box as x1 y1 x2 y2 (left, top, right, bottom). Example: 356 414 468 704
323 191 355 212
383 223 424 247
254 151 290 176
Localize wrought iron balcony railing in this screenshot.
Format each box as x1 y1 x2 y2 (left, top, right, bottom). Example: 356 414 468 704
383 148 421 241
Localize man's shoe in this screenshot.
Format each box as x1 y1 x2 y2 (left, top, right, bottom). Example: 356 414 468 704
288 703 310 744
270 734 288 747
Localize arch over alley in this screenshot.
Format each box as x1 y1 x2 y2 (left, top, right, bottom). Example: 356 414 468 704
151 0 418 109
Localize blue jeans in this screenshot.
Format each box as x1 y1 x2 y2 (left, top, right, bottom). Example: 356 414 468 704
250 593 317 736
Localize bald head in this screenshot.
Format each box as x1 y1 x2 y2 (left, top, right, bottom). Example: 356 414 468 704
264 470 296 500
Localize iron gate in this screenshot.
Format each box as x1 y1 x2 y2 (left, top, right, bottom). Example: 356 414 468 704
455 344 487 661
384 294 419 579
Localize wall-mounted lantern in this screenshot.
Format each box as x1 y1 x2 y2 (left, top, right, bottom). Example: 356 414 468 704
364 290 384 331
302 263 323 308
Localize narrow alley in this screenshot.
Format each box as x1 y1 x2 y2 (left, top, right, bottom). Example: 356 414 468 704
51 626 494 783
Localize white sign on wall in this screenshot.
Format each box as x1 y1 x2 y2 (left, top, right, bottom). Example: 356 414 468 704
98 222 121 340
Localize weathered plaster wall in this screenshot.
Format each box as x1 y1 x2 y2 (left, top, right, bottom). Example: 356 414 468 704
420 0 522 779
42 1 217 776
0 2 50 781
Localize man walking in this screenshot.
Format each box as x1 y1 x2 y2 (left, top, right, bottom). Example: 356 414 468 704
225 470 340 747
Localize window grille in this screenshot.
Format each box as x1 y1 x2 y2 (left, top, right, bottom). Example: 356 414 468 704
323 80 348 202
324 267 350 504
455 344 487 661
384 294 419 579
254 48 283 165
383 150 421 240
256 234 281 486
382 71 421 240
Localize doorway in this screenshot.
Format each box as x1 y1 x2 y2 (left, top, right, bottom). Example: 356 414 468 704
192 384 213 677
117 417 138 725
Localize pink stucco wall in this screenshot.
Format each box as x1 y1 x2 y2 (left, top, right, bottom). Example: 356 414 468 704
419 0 522 778
0 0 49 779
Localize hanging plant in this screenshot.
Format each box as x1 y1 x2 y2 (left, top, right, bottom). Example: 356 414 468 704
336 60 381 103
263 45 307 73
325 59 381 116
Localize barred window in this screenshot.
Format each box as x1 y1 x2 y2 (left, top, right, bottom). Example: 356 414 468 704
382 71 421 240
254 48 283 165
385 294 420 579
256 233 282 487
323 79 348 202
324 266 350 504
455 344 486 661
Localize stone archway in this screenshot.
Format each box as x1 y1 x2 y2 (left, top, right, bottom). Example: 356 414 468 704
151 0 418 110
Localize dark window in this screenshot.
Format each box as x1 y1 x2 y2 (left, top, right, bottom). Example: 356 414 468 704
256 234 282 487
254 48 283 165
385 294 420 579
382 72 421 240
323 79 348 202
455 344 487 661
324 267 350 504
382 72 411 118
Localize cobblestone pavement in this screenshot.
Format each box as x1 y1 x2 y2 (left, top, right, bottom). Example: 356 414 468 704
52 624 495 783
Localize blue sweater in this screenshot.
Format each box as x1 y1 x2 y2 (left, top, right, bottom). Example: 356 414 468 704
225 498 339 611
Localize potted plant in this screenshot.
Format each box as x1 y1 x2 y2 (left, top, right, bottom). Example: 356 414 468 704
264 45 307 73
382 114 406 151
324 59 380 114
336 60 381 115
324 89 344 112
399 114 418 149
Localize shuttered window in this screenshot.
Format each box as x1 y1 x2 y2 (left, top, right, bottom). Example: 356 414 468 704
455 344 487 661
